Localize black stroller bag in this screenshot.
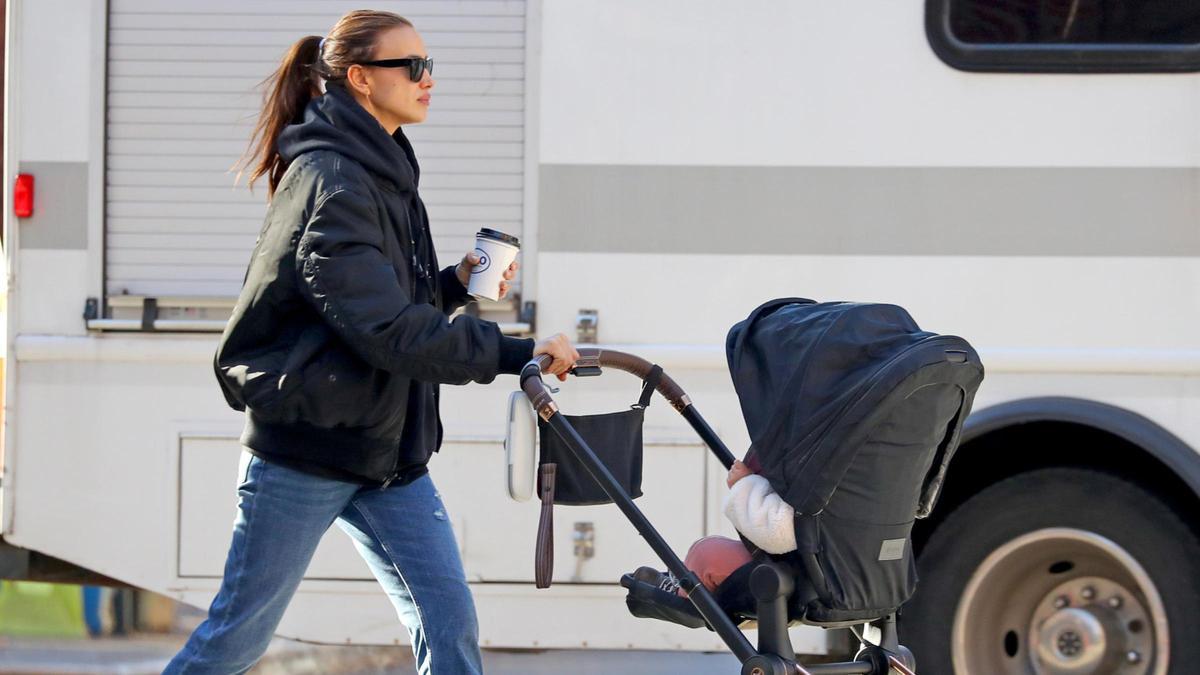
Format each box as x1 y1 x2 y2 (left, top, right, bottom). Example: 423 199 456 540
727 298 984 623
537 407 644 505
532 369 663 588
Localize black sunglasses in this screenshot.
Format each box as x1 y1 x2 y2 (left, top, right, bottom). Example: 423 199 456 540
357 57 433 82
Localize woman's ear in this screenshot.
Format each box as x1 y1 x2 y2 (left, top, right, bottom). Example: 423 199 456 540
345 64 370 96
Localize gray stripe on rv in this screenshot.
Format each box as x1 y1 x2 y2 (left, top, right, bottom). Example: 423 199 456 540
538 165 1200 256
18 162 88 250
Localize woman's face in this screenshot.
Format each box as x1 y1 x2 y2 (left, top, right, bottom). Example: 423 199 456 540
349 25 435 132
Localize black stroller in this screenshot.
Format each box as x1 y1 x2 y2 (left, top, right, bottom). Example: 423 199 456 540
519 298 984 674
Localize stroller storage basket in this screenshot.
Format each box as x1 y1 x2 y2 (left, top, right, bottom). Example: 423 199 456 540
538 408 643 505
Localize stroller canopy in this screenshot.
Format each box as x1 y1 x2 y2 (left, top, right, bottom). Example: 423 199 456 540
726 298 984 519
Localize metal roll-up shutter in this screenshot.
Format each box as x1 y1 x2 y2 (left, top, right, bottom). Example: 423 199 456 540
105 1 526 301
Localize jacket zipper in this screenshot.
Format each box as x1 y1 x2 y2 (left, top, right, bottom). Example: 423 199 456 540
380 420 405 489
380 416 406 490
380 199 437 491
379 201 421 492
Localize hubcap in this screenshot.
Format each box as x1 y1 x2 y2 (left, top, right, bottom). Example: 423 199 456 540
1036 608 1105 671
1027 576 1154 674
951 528 1168 675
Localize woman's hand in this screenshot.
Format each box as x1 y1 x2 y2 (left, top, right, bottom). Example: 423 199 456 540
726 459 753 488
533 333 580 382
456 252 519 300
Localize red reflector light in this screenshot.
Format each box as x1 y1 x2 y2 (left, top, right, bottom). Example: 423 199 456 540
14 174 34 218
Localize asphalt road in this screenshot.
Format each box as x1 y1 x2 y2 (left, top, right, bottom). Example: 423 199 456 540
0 634 748 674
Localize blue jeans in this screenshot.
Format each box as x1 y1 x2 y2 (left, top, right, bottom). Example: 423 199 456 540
165 451 481 675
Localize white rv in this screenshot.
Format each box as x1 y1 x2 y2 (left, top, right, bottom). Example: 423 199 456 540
3 1 1198 672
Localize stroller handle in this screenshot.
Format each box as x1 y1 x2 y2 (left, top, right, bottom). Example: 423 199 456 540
522 347 691 415
520 347 737 470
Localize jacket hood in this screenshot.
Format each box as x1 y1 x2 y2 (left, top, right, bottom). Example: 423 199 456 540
277 82 420 193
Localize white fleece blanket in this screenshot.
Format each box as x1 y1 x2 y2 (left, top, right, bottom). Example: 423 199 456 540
721 474 797 554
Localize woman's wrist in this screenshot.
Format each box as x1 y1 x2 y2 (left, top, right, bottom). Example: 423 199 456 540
498 336 536 374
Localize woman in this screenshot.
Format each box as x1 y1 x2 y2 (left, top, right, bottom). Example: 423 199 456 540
165 10 578 674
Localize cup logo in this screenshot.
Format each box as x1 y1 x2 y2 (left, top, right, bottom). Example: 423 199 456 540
471 248 491 274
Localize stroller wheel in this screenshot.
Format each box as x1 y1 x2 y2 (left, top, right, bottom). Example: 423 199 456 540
894 645 915 671
739 654 791 675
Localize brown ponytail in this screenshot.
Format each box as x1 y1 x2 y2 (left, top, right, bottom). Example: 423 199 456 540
237 35 322 198
237 10 413 199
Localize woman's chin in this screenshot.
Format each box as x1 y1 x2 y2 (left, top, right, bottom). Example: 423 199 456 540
401 109 429 125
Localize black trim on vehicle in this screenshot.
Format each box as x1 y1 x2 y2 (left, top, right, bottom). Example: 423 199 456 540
963 397 1200 498
0 537 130 587
925 0 1200 74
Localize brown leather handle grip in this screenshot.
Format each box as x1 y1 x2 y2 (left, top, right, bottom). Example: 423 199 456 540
532 353 554 372
521 348 692 417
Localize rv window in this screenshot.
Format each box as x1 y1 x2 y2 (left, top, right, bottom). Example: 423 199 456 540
927 0 1200 72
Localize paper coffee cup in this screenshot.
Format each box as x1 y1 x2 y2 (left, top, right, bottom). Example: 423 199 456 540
467 228 521 301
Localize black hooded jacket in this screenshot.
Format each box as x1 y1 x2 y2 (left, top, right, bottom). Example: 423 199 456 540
215 82 534 485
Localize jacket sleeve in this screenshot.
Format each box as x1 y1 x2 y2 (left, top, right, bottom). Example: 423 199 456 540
438 264 474 316
295 186 532 384
721 474 797 554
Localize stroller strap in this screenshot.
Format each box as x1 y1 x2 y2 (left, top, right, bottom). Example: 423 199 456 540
635 365 664 409
535 464 556 588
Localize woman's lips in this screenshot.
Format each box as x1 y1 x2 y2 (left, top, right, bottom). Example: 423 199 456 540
419 96 431 106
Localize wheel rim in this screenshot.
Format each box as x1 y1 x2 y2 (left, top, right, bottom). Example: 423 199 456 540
951 528 1169 675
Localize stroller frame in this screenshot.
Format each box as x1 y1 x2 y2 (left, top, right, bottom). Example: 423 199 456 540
521 347 918 675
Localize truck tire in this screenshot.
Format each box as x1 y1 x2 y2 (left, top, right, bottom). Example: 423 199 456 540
899 467 1200 675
